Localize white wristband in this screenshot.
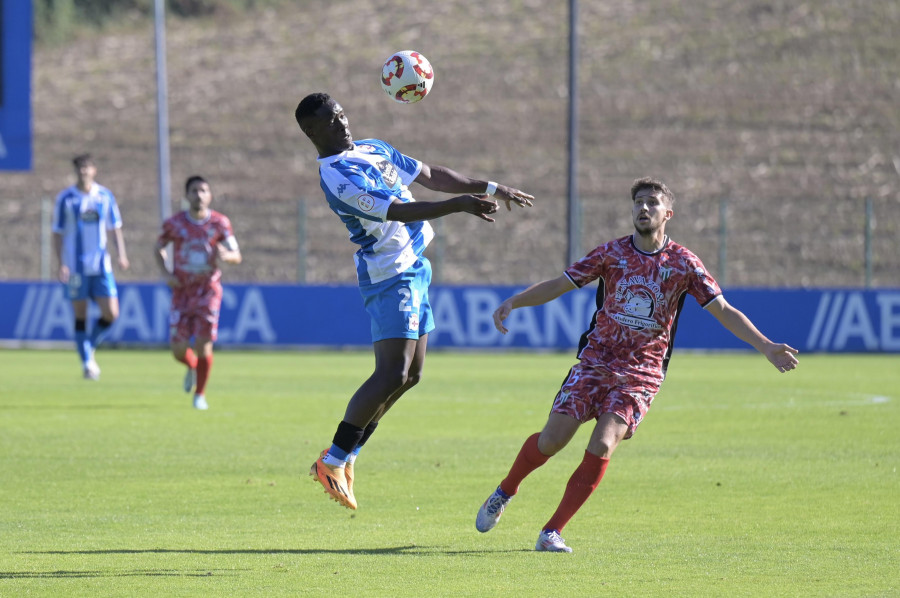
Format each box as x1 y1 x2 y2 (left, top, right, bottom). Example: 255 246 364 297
485 181 498 196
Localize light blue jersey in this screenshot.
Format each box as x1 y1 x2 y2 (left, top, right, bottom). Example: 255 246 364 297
52 183 123 277
317 138 434 286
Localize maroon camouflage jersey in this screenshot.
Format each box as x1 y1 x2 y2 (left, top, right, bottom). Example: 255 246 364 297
157 210 235 313
565 234 722 384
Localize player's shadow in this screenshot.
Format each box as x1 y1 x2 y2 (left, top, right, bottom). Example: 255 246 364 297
22 545 530 556
8 546 530 579
0 569 232 579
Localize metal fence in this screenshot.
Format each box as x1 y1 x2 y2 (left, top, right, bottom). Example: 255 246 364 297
20 194 899 288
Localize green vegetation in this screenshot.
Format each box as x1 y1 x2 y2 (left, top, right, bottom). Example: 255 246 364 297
1 349 896 596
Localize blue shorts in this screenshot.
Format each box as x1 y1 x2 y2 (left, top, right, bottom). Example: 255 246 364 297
360 257 435 342
67 271 118 302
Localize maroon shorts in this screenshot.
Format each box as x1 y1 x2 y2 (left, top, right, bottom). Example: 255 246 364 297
169 306 220 343
551 363 659 439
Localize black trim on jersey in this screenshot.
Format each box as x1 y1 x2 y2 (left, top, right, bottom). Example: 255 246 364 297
662 291 689 380
575 275 606 359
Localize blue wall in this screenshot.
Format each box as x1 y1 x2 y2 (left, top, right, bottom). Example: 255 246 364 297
1 282 899 352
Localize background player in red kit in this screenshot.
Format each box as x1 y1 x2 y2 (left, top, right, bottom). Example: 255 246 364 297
153 176 242 410
475 177 799 553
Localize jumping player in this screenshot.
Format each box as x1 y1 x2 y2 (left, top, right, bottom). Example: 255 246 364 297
52 153 130 380
295 92 534 510
153 176 242 410
475 177 799 552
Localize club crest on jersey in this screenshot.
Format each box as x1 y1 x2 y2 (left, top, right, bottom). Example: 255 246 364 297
376 160 399 187
659 266 673 281
357 194 376 212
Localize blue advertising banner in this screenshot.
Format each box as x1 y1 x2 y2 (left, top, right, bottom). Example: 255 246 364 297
1 282 899 352
0 0 32 170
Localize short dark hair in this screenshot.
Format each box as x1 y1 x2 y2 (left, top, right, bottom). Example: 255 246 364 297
295 92 331 128
185 175 208 194
630 177 675 207
72 153 94 168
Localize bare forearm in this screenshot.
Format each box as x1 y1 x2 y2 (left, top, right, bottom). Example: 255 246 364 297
509 276 576 309
494 275 576 334
416 164 489 194
387 197 466 222
708 297 800 372
714 306 771 351
153 246 170 276
52 234 63 267
113 229 128 260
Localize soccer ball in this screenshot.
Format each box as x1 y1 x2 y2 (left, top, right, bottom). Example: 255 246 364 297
381 51 434 104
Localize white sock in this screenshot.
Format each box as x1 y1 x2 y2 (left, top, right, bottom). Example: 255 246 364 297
322 453 346 468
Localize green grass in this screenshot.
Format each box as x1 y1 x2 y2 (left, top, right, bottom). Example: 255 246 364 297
0 349 897 597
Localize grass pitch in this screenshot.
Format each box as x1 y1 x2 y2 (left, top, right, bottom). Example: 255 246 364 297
0 349 896 597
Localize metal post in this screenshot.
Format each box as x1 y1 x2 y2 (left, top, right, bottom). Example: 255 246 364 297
297 198 306 283
864 197 873 288
154 0 171 227
41 197 51 280
565 0 580 266
718 196 728 287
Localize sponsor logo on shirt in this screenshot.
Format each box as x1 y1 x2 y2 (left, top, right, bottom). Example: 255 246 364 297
377 160 399 187
612 275 666 331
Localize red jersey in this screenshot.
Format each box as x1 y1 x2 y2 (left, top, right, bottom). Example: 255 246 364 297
157 210 235 311
565 235 722 384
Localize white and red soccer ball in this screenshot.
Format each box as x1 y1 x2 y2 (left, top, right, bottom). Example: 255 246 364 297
381 51 434 104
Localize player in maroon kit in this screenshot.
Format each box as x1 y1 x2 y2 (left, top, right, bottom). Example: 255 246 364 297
153 176 242 410
475 177 799 552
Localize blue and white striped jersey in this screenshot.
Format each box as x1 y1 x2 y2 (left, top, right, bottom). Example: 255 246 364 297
52 183 123 276
317 138 433 286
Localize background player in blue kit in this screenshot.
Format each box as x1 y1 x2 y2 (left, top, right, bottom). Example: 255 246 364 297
295 92 534 510
52 154 130 380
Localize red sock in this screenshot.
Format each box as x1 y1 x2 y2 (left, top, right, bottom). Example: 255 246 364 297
176 348 198 369
195 354 213 394
499 433 551 496
543 451 609 533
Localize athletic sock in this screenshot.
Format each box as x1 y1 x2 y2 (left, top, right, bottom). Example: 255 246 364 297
74 320 90 363
175 347 199 369
325 421 365 465
195 354 212 394
351 421 379 457
88 317 113 349
499 432 551 496
542 451 609 533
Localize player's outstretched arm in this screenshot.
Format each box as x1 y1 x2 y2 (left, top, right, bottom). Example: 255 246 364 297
387 195 499 223
705 296 799 373
494 275 577 334
414 164 534 209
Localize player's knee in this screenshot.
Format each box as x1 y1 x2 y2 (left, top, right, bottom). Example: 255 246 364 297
587 439 615 459
377 369 410 393
405 368 424 388
537 433 566 456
